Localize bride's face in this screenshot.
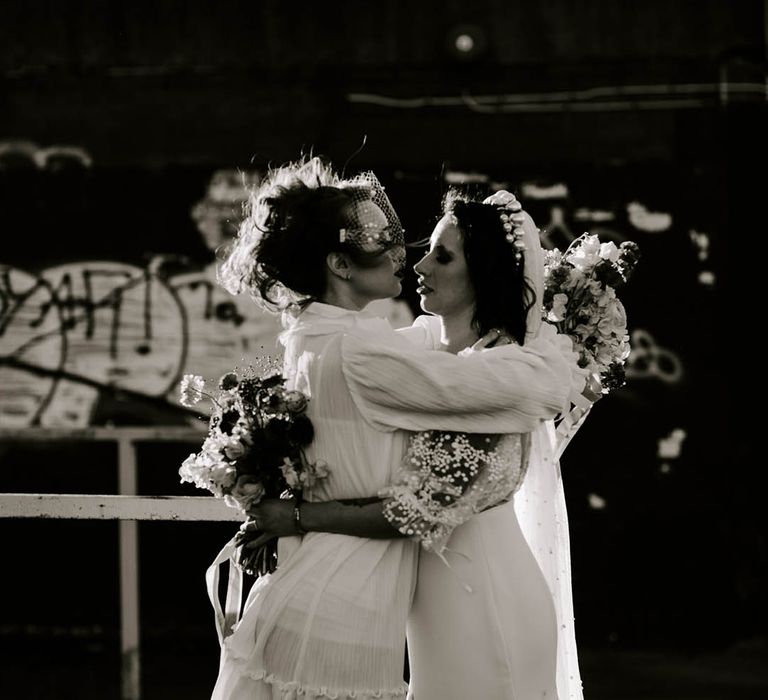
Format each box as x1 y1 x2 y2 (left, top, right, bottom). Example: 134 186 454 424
413 215 475 318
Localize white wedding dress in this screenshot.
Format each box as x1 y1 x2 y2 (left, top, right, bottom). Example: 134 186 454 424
407 498 559 700
208 303 579 700
387 315 572 700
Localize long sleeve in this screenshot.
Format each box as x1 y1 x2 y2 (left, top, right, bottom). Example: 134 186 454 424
342 323 585 434
380 432 529 554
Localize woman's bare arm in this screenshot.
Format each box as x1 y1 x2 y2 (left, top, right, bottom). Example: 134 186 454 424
239 498 404 552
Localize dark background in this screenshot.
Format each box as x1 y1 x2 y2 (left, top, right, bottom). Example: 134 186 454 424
0 1 765 698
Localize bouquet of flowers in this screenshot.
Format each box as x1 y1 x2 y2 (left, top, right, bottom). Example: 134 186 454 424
542 233 640 394
178 363 328 575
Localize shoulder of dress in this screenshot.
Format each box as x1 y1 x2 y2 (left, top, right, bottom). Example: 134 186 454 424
411 315 441 349
412 314 439 330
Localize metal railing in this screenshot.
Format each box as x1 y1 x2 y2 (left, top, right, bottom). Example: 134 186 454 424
0 426 244 700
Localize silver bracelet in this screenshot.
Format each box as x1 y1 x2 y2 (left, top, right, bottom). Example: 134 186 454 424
293 502 307 535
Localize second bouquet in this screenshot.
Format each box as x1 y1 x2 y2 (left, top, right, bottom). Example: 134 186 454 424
178 366 328 575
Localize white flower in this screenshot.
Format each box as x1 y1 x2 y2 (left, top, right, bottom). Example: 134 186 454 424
179 453 204 484
547 293 569 322
596 345 616 367
567 235 602 272
207 463 238 496
588 278 606 297
599 241 620 262
572 323 593 341
598 300 627 336
179 450 237 495
224 440 248 461
312 460 330 479
203 434 229 454
618 337 632 360
180 374 205 407
225 476 265 512
280 457 301 489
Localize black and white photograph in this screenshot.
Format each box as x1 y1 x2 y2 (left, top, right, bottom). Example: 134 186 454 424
0 2 762 699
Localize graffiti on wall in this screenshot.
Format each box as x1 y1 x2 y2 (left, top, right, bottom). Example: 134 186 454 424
0 258 415 427
0 165 700 428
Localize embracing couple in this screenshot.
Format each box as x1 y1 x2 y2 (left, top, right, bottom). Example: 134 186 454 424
209 156 589 700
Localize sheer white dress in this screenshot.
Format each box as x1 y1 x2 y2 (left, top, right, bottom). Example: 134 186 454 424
208 302 580 700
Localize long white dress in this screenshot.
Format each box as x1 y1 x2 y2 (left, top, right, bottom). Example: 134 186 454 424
209 302 580 700
407 500 559 700
383 316 560 700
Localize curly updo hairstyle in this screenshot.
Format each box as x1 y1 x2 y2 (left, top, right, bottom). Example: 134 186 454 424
442 189 535 345
218 157 382 312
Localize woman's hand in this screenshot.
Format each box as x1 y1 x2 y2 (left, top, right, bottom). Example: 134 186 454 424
483 189 519 209
458 328 515 356
236 498 300 552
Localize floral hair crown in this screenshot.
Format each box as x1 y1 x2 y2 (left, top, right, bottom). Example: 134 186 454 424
482 191 527 265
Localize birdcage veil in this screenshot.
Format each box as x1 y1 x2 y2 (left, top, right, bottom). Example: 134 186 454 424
337 170 405 256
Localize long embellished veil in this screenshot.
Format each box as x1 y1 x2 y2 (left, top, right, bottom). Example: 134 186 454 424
515 210 584 700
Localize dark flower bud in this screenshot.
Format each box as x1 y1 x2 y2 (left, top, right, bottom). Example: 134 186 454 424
237 378 261 404
287 414 314 445
618 241 641 279
267 393 286 412
283 391 309 414
594 260 625 288
237 450 263 476
219 372 239 391
265 417 289 441
550 266 571 284
261 373 284 389
601 362 626 391
619 240 640 257
219 409 241 435
247 427 266 452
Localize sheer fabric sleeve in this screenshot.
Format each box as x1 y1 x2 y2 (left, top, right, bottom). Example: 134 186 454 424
342 323 585 434
380 432 530 555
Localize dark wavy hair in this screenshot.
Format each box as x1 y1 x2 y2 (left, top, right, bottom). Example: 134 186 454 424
442 189 535 344
218 157 381 312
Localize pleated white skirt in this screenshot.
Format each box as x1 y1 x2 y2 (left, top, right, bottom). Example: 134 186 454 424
212 532 418 700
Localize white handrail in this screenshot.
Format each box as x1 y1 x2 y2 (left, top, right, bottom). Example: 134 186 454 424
0 425 234 700
0 493 244 520
0 426 205 441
